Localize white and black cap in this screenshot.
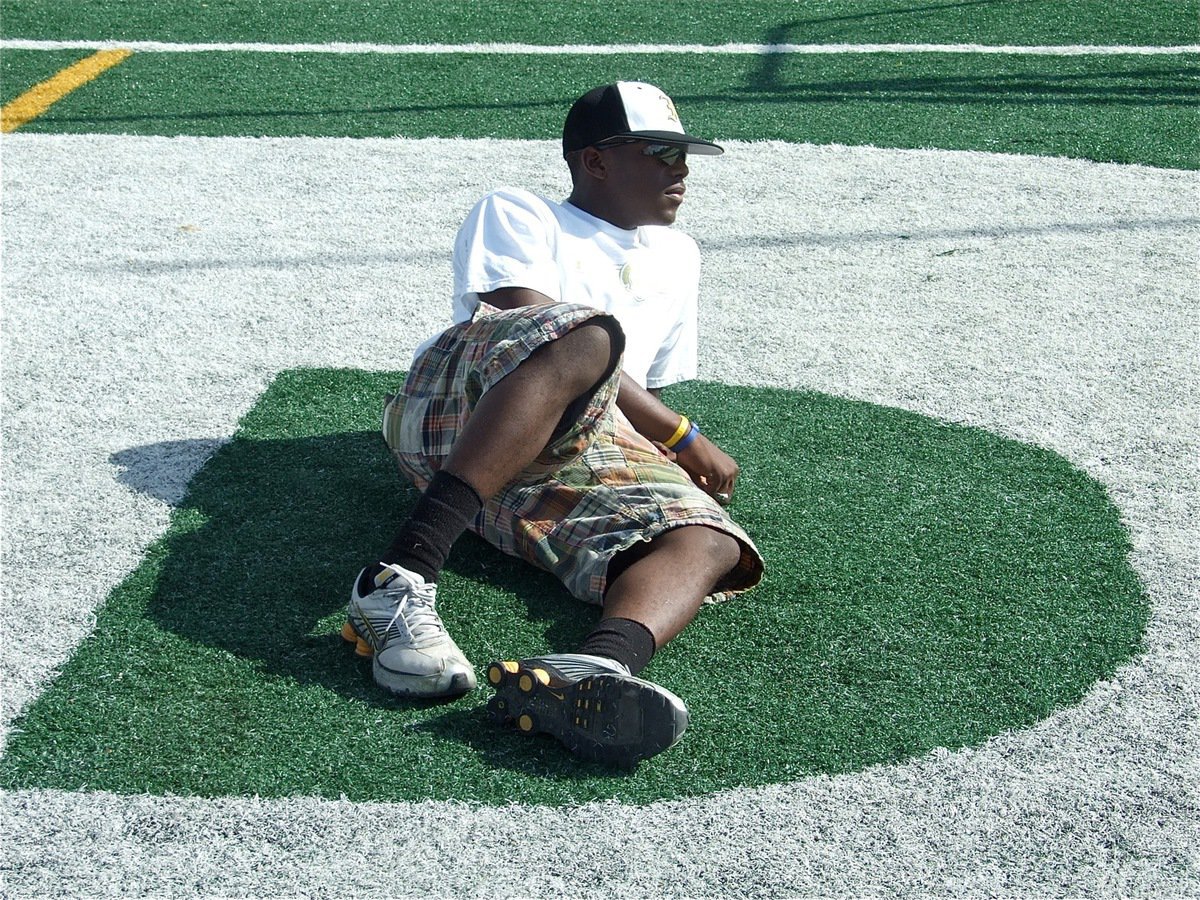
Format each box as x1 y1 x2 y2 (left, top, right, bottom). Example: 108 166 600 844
562 82 724 157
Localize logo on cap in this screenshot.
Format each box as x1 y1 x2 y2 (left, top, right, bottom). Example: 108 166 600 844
660 95 681 126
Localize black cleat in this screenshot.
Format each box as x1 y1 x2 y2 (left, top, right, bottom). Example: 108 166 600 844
485 653 688 767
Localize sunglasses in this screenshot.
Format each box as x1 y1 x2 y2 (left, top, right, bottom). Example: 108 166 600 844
594 139 688 166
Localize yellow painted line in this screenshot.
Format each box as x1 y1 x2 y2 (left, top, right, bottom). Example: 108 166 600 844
1 48 132 133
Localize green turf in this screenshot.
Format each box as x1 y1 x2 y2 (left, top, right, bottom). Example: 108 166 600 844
2 0 1196 45
0 369 1148 805
3 50 1196 168
4 0 1195 166
0 48 90 91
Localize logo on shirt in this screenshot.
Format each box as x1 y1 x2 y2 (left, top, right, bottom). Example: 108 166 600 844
619 253 675 302
619 261 640 299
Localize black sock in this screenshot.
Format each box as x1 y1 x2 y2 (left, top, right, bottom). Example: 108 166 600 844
372 470 483 587
578 617 657 676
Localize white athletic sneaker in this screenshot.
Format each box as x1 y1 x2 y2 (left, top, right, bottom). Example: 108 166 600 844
342 563 477 698
485 652 689 767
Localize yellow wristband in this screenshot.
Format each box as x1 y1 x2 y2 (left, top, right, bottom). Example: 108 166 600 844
664 415 691 449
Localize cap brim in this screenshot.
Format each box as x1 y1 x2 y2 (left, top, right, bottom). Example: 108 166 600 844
613 130 724 155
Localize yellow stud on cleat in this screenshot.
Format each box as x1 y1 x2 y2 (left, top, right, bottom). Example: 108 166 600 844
341 621 375 657
488 661 520 685
519 664 554 693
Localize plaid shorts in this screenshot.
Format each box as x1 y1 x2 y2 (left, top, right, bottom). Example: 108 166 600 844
383 302 764 606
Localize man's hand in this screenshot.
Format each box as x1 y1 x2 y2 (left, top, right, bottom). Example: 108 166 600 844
672 431 739 503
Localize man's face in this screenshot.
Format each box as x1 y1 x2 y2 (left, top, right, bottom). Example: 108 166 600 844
596 141 691 228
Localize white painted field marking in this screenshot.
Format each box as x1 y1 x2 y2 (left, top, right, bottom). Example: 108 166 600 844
3 39 1198 55
2 136 1197 898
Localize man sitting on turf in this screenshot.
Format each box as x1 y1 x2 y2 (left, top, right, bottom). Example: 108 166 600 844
343 82 764 766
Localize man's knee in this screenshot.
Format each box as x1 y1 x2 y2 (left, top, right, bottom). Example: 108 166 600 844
564 319 621 375
538 319 621 392
687 526 743 575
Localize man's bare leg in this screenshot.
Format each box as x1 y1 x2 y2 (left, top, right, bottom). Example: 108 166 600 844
370 320 619 584
601 525 741 649
441 320 619 497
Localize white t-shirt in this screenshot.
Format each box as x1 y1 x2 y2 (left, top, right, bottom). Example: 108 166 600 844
446 188 701 389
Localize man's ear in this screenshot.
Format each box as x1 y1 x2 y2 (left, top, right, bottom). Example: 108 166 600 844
577 147 609 181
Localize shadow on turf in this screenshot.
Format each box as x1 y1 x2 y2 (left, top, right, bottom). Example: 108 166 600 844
748 16 1199 107
112 438 229 505
114 430 609 767
41 61 1198 138
409 706 639 779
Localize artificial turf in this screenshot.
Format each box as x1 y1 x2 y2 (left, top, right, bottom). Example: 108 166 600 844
2 48 1194 168
0 368 1148 805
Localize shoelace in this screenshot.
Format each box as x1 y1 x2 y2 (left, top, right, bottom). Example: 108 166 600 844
381 579 446 646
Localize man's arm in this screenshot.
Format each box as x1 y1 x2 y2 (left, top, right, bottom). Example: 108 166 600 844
615 371 739 501
477 286 556 311
478 287 739 501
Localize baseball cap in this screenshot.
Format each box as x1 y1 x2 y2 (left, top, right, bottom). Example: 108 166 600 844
562 82 724 157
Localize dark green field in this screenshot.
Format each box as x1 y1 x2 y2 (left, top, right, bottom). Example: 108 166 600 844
0 370 1148 804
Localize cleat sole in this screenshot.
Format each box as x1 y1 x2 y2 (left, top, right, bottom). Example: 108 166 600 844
487 695 513 723
487 660 687 767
